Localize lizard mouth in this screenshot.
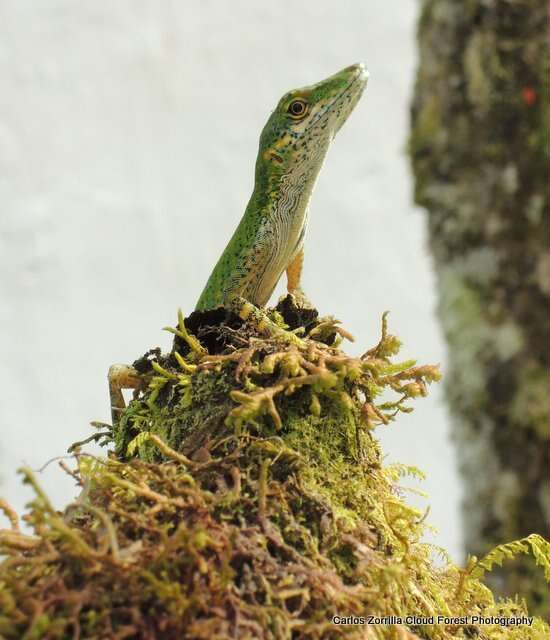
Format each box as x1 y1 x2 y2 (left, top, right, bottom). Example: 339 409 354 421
305 64 368 136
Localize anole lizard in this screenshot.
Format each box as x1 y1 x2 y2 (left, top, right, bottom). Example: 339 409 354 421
108 63 368 423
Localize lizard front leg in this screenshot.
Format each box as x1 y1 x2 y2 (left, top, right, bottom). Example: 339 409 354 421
108 363 144 425
227 295 305 347
286 248 313 309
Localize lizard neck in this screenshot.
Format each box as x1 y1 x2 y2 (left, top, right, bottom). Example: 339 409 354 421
233 147 327 306
250 142 327 225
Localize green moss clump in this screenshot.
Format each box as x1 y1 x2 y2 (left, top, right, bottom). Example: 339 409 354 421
0 299 548 639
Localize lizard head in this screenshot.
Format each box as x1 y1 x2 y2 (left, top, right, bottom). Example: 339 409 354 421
258 63 369 173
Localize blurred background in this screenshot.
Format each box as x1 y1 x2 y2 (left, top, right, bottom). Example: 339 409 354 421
1 1 461 569
411 0 550 614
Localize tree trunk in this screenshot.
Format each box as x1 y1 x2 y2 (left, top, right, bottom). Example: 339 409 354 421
410 0 550 614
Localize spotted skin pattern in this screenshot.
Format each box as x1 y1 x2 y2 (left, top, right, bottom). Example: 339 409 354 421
196 63 369 311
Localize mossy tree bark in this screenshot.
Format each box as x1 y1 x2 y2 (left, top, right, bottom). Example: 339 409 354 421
410 0 550 611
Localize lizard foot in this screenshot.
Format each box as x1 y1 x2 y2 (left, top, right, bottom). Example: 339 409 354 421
288 289 314 310
108 363 145 425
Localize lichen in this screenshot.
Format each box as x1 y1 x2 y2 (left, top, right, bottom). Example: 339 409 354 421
437 267 489 410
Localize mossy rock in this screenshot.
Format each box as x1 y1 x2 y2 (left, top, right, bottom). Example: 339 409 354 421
0 299 548 639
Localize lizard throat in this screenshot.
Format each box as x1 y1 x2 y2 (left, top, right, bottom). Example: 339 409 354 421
246 147 326 306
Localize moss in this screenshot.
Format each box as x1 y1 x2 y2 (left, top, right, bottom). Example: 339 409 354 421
463 32 493 113
0 301 548 639
535 251 550 295
538 55 550 160
418 0 437 34
539 481 550 528
408 94 443 158
511 365 550 439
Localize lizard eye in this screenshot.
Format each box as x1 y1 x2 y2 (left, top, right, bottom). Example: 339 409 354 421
287 99 308 119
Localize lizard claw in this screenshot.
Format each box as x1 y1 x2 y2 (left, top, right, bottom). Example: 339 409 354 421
288 290 314 311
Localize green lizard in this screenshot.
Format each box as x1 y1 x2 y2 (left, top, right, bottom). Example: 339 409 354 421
108 63 368 423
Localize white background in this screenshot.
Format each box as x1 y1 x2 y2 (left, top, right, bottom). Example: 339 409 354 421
0 1 463 560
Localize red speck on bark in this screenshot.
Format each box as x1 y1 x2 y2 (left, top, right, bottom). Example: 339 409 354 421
522 87 537 106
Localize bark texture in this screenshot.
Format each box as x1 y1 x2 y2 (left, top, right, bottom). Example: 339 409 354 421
410 0 550 614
